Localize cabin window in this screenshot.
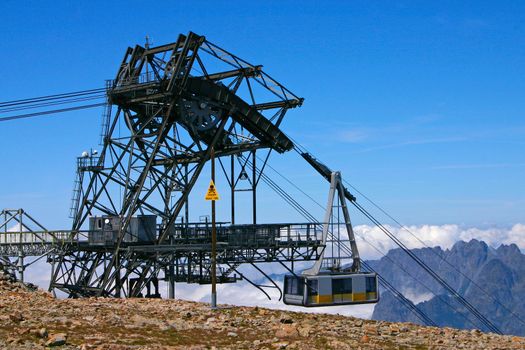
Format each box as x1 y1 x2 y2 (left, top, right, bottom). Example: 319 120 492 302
332 278 352 294
344 278 352 293
366 276 377 293
307 279 318 296
285 276 304 295
332 278 343 294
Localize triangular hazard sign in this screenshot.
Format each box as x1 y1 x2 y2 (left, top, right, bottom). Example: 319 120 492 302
205 180 220 201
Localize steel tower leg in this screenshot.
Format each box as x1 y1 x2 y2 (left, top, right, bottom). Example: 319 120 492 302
17 251 24 282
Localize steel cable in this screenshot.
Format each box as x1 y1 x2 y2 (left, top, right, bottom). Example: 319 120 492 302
241 155 439 327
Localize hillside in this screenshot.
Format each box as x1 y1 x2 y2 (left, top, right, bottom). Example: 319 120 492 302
1 271 525 349
370 239 525 335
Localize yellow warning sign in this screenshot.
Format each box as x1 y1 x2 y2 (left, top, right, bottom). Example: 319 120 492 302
205 180 220 201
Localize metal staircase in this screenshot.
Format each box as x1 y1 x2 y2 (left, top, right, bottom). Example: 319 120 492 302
69 169 82 220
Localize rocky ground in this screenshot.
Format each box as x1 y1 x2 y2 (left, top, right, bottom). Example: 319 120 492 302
1 272 525 349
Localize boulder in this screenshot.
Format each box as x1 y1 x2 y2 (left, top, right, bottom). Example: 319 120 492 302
45 333 67 347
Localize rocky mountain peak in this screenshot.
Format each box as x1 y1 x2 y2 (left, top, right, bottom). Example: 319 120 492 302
371 239 525 336
496 243 521 256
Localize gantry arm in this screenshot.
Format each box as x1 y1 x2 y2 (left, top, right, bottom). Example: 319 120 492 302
300 153 361 276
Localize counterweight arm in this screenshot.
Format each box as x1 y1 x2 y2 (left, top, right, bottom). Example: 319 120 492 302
300 152 357 202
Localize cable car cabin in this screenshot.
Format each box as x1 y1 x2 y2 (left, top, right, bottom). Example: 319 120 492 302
283 272 379 307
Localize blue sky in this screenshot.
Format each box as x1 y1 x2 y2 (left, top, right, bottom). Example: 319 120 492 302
0 1 524 230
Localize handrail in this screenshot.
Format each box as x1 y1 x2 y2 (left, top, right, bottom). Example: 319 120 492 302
0 230 89 245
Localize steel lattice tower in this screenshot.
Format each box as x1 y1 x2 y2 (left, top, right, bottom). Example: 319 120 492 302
49 32 328 298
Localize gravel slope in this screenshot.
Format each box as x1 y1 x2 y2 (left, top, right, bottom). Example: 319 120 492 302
1 272 524 349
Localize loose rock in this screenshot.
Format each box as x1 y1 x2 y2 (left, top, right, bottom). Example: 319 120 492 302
0 271 523 349
45 333 67 347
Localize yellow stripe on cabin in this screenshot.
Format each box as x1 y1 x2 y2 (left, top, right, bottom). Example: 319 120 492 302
318 294 333 303
333 294 343 301
333 294 354 302
353 292 366 301
367 292 377 300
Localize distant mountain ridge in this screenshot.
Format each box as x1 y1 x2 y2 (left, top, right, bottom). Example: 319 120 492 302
369 239 525 336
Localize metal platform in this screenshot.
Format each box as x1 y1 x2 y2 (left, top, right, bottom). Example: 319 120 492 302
1 219 322 294
1 224 321 256
0 230 80 257
43 222 322 296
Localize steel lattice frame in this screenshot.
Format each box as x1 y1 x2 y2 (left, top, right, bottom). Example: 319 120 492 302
0 209 53 281
49 32 322 298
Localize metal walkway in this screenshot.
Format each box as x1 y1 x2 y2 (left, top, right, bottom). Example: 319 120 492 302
1 209 323 289
0 230 79 256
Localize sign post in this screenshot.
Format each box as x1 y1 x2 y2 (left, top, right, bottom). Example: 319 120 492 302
205 147 220 309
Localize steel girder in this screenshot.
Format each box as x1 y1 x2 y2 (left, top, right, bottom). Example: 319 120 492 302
49 32 307 298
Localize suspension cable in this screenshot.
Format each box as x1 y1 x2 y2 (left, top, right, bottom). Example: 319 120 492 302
0 88 106 107
0 87 107 123
285 136 508 333
241 155 439 327
351 200 502 334
342 177 525 329
247 149 502 333
0 103 106 123
350 231 478 328
0 94 106 113
361 260 438 327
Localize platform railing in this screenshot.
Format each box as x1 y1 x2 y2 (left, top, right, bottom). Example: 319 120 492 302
109 71 159 89
168 222 322 247
0 224 322 251
0 230 89 246
77 155 102 171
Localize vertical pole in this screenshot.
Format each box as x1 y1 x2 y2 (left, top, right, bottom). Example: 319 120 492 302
49 257 57 297
115 250 121 298
17 251 24 282
168 232 175 299
165 162 175 299
182 163 189 295
115 268 121 297
184 164 189 225
252 150 257 225
230 155 235 225
211 147 217 309
18 210 24 282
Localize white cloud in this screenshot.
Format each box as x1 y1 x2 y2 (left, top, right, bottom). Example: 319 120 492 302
431 163 525 170
505 224 525 246
400 288 434 304
171 280 375 319
354 223 525 260
7 223 32 232
23 258 52 288
337 129 369 143
354 136 467 154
